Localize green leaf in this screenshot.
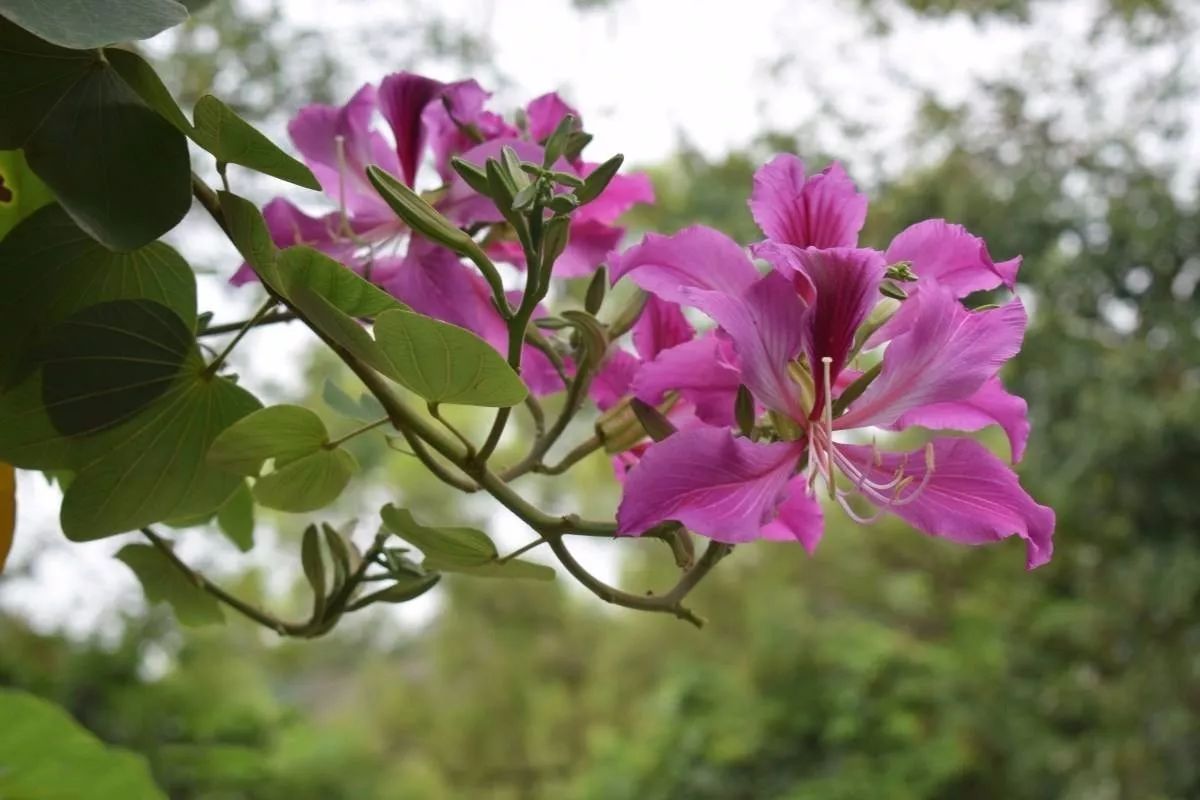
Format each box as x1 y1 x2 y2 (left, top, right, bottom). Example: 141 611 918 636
0 21 191 250
322 379 386 422
287 285 390 369
0 204 196 389
115 543 225 627
427 557 556 581
277 246 404 317
0 0 187 49
0 463 13 574
216 482 254 551
0 688 167 799
207 404 329 476
106 48 192 134
191 96 319 190
347 572 440 610
59 366 262 541
380 505 497 567
372 310 528 407
0 149 53 240
217 191 281 288
252 449 356 513
39 300 194 437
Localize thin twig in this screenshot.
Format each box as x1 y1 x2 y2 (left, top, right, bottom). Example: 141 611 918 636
198 311 297 337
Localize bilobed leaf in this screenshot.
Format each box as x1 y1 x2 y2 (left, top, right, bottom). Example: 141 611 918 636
191 96 319 190
216 482 254 551
115 544 224 627
217 191 281 288
277 246 404 318
372 310 528 407
322 379 386 422
287 285 391 369
0 463 13 574
0 204 196 389
0 149 53 240
380 505 496 567
0 21 191 250
59 365 262 541
207 404 329 476
0 688 167 799
0 0 187 48
106 48 192 134
39 300 194 437
252 449 356 513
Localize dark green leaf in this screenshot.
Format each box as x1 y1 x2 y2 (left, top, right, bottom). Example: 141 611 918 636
277 246 404 317
322 379 386 422
0 149 53 240
0 21 191 250
207 404 329 476
216 482 254 551
106 48 192 134
0 0 186 48
380 505 496 567
59 365 262 540
0 688 167 799
372 310 528 407
115 543 225 627
347 572 439 610
252 449 356 512
39 300 193 437
191 95 319 190
0 204 196 389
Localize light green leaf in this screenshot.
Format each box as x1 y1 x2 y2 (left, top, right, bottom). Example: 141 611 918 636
0 204 196 389
217 190 281 288
216 482 254 551
0 688 167 799
115 543 225 627
191 96 319 190
252 449 356 513
287 285 391 369
427 557 556 581
322 379 387 422
0 0 187 49
0 149 53 240
0 21 191 250
380 505 497 567
59 366 262 541
207 404 329 476
38 300 194 437
277 246 405 317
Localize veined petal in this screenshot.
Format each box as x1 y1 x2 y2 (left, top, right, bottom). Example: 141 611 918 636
837 438 1054 569
632 295 694 361
378 72 445 186
760 477 825 553
632 334 742 426
750 155 867 248
892 375 1031 463
885 219 1021 297
608 225 759 305
684 271 807 420
616 428 804 542
837 288 1027 430
525 92 580 141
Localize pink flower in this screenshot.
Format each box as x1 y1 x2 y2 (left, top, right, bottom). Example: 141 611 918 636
609 155 1054 568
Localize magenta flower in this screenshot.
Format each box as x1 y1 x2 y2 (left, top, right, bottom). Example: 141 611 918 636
608 155 1054 568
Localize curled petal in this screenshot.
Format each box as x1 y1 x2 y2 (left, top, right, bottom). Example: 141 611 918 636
760 477 825 553
616 428 805 543
893 375 1031 463
837 287 1027 430
378 72 445 186
632 295 694 362
885 219 1020 297
632 334 742 426
525 92 581 141
837 438 1054 569
750 154 867 248
608 225 759 305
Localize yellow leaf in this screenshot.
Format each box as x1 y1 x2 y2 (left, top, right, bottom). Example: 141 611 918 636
0 463 14 574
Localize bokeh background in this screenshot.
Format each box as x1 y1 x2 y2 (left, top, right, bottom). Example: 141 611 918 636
3 0 1199 797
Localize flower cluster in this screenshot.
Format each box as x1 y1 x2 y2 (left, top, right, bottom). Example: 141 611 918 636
235 73 654 394
608 155 1054 569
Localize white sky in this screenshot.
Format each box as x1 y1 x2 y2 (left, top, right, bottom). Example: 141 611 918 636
4 0 1196 638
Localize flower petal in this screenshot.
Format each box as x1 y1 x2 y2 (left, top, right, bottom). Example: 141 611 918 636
525 92 580 141
574 169 655 224
750 155 867 248
616 427 804 542
553 219 625 278
892 375 1031 463
632 295 694 361
632 334 742 426
231 199 358 286
837 438 1054 569
684 271 807 419
760 477 825 553
608 225 759 305
422 79 516 180
837 288 1027 430
591 348 640 411
378 72 445 186
885 219 1020 297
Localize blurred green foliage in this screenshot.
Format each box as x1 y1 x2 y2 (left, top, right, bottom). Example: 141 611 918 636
3 0 1199 798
